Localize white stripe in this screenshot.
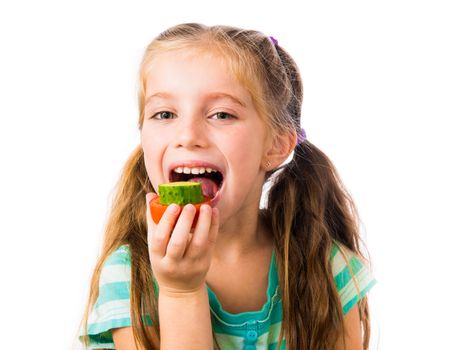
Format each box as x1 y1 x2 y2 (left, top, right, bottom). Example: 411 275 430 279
331 244 355 276
89 299 131 325
331 252 347 276
214 333 244 348
255 331 269 349
338 267 371 304
266 321 283 344
99 264 131 286
255 329 273 349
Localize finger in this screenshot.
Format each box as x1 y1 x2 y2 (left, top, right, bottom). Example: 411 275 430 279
185 204 213 258
146 192 159 254
145 192 158 228
165 204 196 259
208 208 219 246
149 201 181 257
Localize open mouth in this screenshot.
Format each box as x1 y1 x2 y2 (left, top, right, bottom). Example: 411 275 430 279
169 166 224 199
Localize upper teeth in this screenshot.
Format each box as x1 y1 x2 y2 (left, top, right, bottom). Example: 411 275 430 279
173 167 217 175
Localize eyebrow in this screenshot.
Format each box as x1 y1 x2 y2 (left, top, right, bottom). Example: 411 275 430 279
206 92 247 108
145 91 247 108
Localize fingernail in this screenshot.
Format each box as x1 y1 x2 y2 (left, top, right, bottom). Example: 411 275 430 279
184 204 196 213
168 204 180 214
200 204 209 213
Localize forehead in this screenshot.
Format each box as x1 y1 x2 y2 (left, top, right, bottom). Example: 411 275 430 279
144 50 253 105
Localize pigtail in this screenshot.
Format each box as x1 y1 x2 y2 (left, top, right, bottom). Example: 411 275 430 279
81 146 160 349
256 35 371 348
265 140 370 349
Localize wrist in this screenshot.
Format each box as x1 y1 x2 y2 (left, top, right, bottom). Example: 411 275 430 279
158 283 213 349
158 284 208 299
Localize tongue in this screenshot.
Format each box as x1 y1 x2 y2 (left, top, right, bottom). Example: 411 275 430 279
190 177 219 199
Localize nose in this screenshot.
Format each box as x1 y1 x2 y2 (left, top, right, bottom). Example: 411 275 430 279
174 115 208 149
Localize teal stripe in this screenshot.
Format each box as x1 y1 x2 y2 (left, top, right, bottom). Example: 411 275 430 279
97 281 131 305
330 243 339 259
269 299 283 323
334 256 364 290
349 256 364 271
86 317 132 336
104 248 130 266
342 279 377 315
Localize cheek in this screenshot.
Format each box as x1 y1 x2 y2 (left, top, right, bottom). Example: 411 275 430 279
141 134 155 168
141 131 165 189
142 152 160 191
224 137 265 179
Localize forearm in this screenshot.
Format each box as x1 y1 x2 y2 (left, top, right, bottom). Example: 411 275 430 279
158 285 213 350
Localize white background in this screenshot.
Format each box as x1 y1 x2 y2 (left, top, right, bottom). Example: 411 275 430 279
0 1 471 349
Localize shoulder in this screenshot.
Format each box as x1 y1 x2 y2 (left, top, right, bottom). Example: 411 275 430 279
330 241 376 315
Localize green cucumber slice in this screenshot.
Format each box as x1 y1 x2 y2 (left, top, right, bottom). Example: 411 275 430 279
158 181 204 205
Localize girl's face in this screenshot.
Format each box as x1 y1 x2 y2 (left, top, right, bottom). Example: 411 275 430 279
141 50 273 227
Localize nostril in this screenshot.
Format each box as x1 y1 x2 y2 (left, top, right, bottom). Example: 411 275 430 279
174 123 209 149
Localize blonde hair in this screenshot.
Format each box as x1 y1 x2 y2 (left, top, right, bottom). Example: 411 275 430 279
81 23 371 350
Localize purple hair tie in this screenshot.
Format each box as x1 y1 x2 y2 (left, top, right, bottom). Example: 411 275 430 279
297 128 307 145
269 36 278 46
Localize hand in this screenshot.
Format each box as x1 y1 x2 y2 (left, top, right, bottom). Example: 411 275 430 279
145 193 219 296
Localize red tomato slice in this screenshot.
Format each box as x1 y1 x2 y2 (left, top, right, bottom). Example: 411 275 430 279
149 196 211 228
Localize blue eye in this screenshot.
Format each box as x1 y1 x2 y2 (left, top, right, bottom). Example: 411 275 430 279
212 112 235 120
152 111 176 120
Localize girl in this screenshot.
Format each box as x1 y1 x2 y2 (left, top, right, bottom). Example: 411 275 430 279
80 23 376 350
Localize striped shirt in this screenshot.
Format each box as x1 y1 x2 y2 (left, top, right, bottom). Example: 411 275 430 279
80 243 376 349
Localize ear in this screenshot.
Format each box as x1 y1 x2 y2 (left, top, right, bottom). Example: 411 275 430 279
263 130 297 170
